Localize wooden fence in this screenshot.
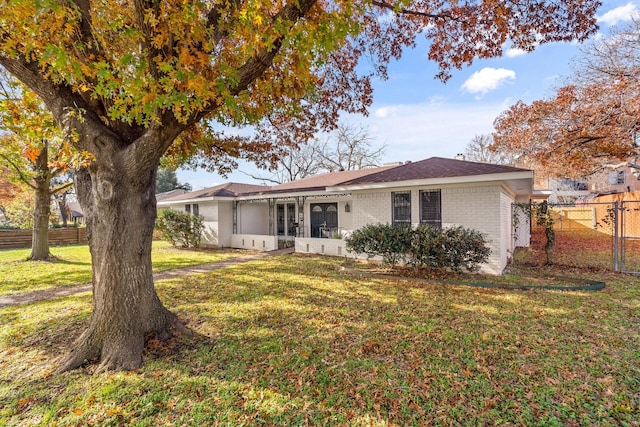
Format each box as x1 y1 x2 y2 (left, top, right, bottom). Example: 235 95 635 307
0 227 87 250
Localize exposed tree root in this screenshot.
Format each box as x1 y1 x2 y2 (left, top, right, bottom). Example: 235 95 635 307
56 313 190 374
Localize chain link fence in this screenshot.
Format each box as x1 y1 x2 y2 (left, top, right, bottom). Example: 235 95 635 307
620 200 640 273
512 201 640 273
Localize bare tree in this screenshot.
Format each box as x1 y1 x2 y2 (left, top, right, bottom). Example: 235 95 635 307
243 141 323 184
316 124 386 172
463 134 519 165
248 124 386 183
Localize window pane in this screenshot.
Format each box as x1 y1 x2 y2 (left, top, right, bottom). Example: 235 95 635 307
392 192 411 226
185 204 191 214
277 204 285 235
287 203 296 236
193 204 199 216
420 190 441 228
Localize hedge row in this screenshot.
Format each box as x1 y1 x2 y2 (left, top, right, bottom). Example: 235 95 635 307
345 223 490 272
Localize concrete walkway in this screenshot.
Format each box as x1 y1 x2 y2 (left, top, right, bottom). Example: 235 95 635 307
0 248 294 308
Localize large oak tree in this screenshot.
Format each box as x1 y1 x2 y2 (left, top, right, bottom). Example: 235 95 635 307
0 0 599 372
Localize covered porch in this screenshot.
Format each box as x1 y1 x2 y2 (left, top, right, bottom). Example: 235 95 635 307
230 193 352 253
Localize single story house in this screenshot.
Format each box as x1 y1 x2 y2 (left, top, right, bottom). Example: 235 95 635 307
158 157 535 274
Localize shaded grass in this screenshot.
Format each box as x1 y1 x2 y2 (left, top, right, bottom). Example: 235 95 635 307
0 241 240 296
1 255 639 426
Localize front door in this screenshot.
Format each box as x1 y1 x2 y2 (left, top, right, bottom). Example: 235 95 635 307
310 203 338 238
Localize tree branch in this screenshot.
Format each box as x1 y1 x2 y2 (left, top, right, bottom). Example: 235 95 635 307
0 152 37 190
206 0 243 46
133 0 163 80
371 0 458 21
51 180 74 195
0 55 119 154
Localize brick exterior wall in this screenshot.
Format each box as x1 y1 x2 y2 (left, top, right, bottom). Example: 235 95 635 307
352 191 392 228
351 183 514 274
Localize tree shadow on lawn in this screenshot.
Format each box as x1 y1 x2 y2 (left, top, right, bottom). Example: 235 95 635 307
3 256 638 425
152 259 637 419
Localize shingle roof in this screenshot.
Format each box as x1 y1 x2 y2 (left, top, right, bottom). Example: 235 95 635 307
157 158 532 203
159 182 269 202
245 165 400 196
338 157 531 186
155 189 188 201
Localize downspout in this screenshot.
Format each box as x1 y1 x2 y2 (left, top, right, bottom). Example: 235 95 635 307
232 200 238 234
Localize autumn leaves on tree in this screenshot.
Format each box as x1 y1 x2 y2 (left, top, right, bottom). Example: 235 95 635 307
0 73 80 260
492 17 640 178
0 0 600 372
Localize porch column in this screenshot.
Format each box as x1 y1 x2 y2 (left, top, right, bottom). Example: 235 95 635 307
297 196 306 237
268 199 275 236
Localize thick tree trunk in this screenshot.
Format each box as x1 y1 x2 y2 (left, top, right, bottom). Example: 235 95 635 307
30 145 51 260
56 159 186 373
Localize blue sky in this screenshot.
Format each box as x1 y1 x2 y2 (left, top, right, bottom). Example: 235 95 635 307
178 1 639 190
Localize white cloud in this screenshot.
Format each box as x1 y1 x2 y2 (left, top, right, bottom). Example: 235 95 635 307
505 47 527 58
461 68 516 97
374 106 399 118
597 2 639 26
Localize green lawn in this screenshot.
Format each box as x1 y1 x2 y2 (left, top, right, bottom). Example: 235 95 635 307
0 254 638 425
0 241 240 296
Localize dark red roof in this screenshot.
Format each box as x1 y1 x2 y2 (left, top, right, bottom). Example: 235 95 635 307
246 165 400 195
158 158 532 203
160 182 269 202
337 157 531 186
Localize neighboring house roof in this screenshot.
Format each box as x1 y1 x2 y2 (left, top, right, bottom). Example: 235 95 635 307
66 201 84 218
0 180 17 202
159 182 269 203
0 169 19 204
156 189 188 201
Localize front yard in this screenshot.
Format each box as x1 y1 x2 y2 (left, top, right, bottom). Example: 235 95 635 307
0 241 240 296
0 251 638 425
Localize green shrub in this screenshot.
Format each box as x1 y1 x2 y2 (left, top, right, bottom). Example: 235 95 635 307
345 223 413 266
346 223 490 272
439 226 490 272
409 224 448 269
155 209 204 248
0 221 19 230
